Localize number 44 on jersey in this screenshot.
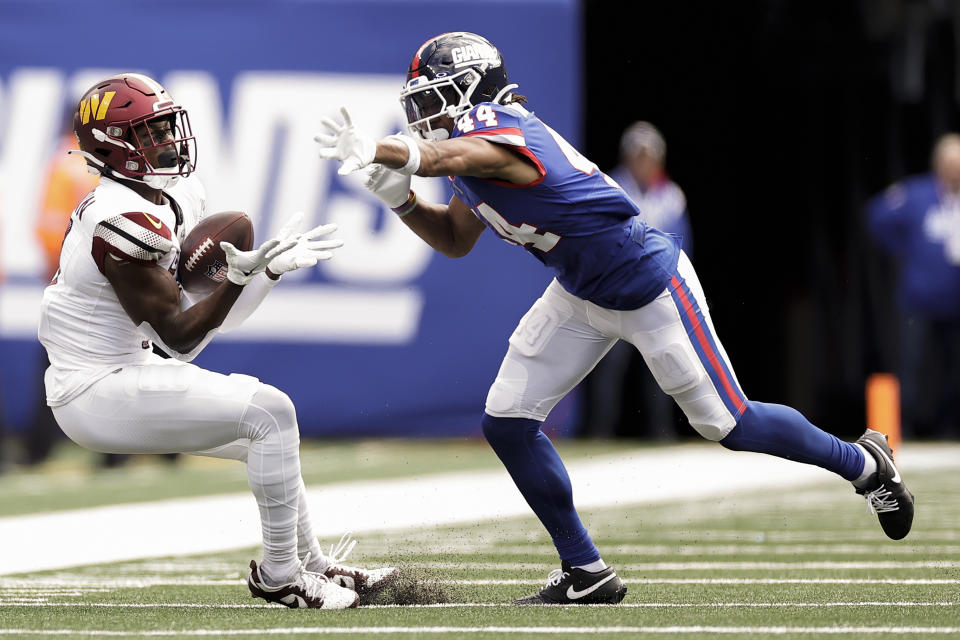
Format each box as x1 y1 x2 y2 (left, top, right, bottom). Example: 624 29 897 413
475 202 560 252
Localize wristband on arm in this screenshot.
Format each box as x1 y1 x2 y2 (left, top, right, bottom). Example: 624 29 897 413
391 190 418 217
392 134 422 175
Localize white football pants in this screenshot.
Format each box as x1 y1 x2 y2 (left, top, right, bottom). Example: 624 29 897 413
485 251 748 441
51 354 323 580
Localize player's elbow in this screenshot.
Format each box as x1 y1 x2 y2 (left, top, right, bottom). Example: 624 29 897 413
439 243 471 259
159 331 203 354
151 318 208 354
442 230 483 258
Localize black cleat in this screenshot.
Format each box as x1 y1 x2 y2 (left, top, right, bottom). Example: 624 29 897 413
855 429 915 540
514 562 627 605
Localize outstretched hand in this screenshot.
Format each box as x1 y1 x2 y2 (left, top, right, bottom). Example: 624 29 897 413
267 215 344 277
221 236 294 286
314 107 377 175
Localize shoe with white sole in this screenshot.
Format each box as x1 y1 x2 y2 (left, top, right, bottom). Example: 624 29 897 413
247 559 359 609
855 428 915 540
514 561 627 605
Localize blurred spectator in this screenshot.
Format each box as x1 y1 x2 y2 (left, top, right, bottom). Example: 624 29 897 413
867 133 960 439
610 121 692 253
580 122 694 439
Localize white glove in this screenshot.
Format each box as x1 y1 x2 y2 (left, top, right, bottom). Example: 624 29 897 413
267 222 344 276
221 219 298 286
314 107 376 175
363 163 412 208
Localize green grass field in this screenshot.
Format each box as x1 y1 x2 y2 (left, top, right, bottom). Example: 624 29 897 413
0 439 958 639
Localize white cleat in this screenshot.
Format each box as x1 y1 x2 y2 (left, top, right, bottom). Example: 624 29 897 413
247 559 359 609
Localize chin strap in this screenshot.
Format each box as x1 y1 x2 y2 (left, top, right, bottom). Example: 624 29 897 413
66 149 106 175
143 172 181 190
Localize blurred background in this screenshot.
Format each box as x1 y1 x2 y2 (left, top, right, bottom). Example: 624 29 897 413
1 0 958 471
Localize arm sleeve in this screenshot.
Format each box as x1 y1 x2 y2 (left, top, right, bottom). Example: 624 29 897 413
136 321 216 363
218 271 281 333
139 274 277 361
172 271 279 347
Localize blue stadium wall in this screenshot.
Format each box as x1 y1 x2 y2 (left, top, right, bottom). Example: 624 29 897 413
0 0 582 437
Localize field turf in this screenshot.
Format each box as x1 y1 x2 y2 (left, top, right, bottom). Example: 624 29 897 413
0 439 957 638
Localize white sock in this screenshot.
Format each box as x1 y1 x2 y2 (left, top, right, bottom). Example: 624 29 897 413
573 559 607 573
244 388 303 586
852 444 877 488
295 477 327 572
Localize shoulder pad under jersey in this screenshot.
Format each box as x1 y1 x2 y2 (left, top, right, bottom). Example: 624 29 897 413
92 212 175 274
452 102 528 147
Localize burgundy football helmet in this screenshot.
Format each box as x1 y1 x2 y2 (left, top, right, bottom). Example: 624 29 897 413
72 73 196 189
400 32 517 140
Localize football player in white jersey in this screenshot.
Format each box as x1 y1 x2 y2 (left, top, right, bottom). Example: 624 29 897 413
38 73 396 609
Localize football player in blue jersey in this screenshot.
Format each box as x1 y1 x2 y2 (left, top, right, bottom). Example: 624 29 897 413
315 32 915 605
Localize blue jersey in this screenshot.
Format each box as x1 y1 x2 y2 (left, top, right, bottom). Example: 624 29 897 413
868 174 960 319
449 102 680 310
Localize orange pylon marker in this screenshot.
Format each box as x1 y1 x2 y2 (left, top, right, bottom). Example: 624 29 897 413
866 373 901 450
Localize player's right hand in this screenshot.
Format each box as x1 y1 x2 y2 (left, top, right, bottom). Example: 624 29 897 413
315 107 377 176
221 235 296 286
362 163 412 208
267 215 344 277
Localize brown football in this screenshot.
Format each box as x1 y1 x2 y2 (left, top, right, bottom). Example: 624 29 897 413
177 211 254 295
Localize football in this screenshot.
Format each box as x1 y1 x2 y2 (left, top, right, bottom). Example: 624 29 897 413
177 211 254 295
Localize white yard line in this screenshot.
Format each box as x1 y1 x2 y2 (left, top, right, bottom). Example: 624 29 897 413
406 544 960 556
0 601 956 609
436 578 960 585
1 444 957 576
1 625 959 636
414 561 960 570
2 577 957 589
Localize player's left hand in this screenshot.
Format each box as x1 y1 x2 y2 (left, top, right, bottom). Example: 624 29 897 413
266 212 344 277
221 236 294 286
315 107 377 176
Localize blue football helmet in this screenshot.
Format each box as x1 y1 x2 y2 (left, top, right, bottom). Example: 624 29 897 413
400 32 518 140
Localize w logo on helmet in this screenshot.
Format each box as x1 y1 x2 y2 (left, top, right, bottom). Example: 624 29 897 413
78 91 116 125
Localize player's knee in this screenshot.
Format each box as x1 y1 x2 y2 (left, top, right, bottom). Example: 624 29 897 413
645 343 734 440
692 417 737 441
481 413 540 448
485 365 557 421
719 401 758 450
245 384 300 444
485 377 523 417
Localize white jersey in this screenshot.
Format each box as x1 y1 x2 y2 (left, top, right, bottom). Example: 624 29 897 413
38 175 206 406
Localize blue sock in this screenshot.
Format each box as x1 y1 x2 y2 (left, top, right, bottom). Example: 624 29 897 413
481 413 600 566
721 401 865 481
